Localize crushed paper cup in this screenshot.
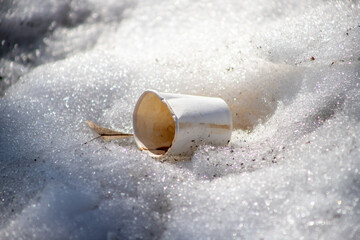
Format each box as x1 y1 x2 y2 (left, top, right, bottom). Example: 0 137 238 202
133 90 232 158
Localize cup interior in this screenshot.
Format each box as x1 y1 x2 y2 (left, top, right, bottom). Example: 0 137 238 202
133 92 175 156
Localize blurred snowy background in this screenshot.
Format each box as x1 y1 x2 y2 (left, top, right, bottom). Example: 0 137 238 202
0 0 359 239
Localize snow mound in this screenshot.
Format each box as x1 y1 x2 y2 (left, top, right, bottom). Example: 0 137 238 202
0 0 359 239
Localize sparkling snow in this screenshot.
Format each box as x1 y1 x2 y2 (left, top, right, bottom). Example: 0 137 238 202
0 0 359 239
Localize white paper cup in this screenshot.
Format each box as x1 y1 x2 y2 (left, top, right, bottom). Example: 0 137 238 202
133 90 232 159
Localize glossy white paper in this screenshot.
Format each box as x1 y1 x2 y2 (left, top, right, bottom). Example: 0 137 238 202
133 90 232 158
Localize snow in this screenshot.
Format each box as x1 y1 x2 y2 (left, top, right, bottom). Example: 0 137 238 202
1 0 359 239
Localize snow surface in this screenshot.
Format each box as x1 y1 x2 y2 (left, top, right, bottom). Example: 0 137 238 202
1 0 360 239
